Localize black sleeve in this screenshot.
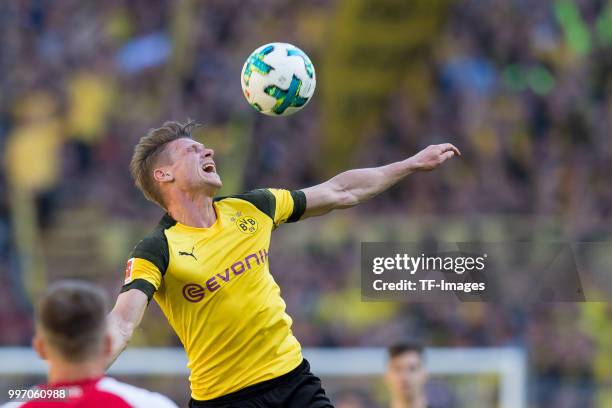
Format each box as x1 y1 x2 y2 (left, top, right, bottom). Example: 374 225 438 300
287 190 306 223
120 279 156 301
129 224 171 277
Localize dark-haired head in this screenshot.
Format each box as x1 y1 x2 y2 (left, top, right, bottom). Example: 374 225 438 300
387 341 424 360
34 280 109 363
385 340 428 402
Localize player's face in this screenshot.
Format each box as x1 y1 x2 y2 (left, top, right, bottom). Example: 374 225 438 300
168 138 222 192
385 351 427 400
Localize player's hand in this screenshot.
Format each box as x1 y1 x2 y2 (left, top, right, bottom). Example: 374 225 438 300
409 143 461 171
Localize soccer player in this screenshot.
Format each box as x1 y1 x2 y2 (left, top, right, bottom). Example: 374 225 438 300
2 280 177 408
385 342 428 408
108 121 460 407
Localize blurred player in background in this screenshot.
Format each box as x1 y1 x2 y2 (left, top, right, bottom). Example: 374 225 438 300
107 120 460 407
1 281 176 408
385 342 428 408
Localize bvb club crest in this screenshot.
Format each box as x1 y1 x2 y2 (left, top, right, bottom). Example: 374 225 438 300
231 212 258 234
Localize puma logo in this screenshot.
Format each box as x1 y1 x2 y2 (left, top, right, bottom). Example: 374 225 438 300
179 246 197 260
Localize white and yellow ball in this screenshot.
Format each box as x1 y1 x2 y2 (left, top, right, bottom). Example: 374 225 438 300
241 42 316 116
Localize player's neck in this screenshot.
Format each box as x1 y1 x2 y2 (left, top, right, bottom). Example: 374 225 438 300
47 359 105 385
167 193 217 228
391 395 427 408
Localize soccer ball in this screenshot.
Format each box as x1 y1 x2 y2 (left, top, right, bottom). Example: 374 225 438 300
241 43 316 116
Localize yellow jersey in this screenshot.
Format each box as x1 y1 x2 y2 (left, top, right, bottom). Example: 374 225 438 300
120 188 306 400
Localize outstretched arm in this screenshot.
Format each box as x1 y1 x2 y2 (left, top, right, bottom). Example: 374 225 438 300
300 143 460 219
106 289 148 369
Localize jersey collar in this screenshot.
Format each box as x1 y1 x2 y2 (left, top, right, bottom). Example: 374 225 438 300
165 202 223 234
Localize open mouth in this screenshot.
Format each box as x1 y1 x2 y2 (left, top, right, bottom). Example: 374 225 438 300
202 163 216 174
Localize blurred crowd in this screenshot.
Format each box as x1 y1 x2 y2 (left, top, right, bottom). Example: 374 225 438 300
1 0 611 407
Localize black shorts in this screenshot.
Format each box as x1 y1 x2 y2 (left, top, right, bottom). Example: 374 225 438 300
189 359 333 408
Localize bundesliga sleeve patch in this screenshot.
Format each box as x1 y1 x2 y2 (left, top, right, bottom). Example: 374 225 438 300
124 258 134 284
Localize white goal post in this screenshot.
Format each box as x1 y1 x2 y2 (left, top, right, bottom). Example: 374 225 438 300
0 347 527 408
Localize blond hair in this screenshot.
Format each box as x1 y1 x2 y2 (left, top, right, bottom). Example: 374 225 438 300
130 120 199 208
